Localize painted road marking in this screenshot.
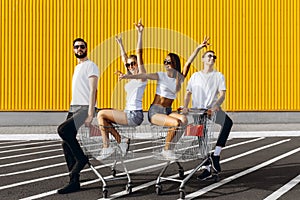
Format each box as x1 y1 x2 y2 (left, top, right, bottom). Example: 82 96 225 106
100 139 290 200
183 147 300 199
264 174 300 200
18 138 262 200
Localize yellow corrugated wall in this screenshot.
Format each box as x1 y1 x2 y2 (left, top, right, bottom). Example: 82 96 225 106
1 0 299 111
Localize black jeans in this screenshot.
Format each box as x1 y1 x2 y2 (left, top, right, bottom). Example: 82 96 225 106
214 109 233 147
57 106 89 175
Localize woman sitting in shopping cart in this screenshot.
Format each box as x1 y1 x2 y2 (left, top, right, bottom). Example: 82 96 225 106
118 37 210 159
97 20 147 159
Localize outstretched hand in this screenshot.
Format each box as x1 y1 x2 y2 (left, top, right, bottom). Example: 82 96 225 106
199 36 210 48
134 19 144 33
115 70 126 80
115 34 123 45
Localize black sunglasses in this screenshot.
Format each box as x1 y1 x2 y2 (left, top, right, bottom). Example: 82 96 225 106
164 60 172 65
208 54 217 59
73 45 86 49
125 61 136 68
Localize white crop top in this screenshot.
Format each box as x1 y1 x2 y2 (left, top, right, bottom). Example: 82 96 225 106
125 79 147 110
155 72 178 100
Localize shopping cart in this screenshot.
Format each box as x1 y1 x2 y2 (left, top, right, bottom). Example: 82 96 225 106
77 119 135 198
152 108 218 199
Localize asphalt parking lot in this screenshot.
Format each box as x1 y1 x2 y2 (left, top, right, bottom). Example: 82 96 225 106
0 135 299 200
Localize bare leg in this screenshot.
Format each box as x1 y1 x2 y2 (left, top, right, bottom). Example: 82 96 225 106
151 113 187 150
97 109 128 147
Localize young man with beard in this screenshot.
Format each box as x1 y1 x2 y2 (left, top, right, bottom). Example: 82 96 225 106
57 38 99 194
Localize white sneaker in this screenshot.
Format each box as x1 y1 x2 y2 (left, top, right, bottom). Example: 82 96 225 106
96 147 115 160
161 149 177 160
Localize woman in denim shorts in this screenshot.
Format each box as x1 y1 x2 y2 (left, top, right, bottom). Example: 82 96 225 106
119 37 211 159
97 20 147 159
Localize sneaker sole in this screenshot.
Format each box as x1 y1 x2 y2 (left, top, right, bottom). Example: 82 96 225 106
197 174 213 181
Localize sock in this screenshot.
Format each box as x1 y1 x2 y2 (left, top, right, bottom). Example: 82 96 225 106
205 165 211 172
214 146 222 156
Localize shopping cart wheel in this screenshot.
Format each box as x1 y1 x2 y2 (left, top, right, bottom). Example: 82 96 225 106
102 189 108 198
126 183 133 194
155 184 162 195
179 168 184 178
180 190 186 199
111 169 116 177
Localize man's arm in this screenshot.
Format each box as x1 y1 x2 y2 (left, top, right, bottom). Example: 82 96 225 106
182 36 210 77
183 91 192 114
85 75 98 126
212 90 226 112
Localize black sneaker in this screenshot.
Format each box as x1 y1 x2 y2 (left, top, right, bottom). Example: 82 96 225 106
57 181 80 194
211 154 221 172
197 169 212 180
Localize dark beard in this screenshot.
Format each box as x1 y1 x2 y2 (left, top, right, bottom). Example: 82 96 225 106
75 51 87 58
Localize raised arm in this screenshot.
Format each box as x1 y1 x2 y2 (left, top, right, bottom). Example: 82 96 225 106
116 71 158 81
134 19 146 75
115 35 128 67
182 36 210 77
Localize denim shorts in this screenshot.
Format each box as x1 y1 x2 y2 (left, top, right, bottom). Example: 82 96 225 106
125 110 144 126
148 104 172 123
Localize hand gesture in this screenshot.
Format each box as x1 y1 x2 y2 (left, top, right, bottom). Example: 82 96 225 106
115 34 123 45
182 107 189 114
115 70 126 80
199 36 210 49
134 19 144 33
84 115 93 127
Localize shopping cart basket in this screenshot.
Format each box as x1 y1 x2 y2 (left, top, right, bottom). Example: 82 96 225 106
152 108 218 199
77 119 136 198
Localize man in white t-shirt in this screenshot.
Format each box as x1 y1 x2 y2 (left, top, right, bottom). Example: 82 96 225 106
183 50 233 180
57 38 99 194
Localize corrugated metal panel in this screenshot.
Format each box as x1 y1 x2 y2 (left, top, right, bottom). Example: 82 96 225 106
1 0 299 111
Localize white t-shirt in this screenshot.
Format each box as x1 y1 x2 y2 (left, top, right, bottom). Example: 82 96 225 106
155 72 179 100
70 60 99 105
125 79 147 110
186 70 226 109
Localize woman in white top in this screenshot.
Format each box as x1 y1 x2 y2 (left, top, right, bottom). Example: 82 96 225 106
97 20 147 159
119 37 210 159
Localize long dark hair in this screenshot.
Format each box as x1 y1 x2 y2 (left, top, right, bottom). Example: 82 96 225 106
168 53 181 73
168 53 183 92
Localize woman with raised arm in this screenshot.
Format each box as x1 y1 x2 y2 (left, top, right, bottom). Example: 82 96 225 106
97 20 147 159
119 37 210 159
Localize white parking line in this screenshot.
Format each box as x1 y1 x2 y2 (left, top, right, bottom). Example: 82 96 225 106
18 138 260 200
183 147 300 199
0 163 66 177
0 155 63 168
264 174 300 200
0 141 56 150
0 143 61 153
101 139 290 200
0 141 25 145
0 149 61 160
0 134 60 141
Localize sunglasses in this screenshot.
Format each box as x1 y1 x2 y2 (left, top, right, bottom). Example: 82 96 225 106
164 60 172 65
125 61 136 68
73 45 86 49
208 54 217 59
